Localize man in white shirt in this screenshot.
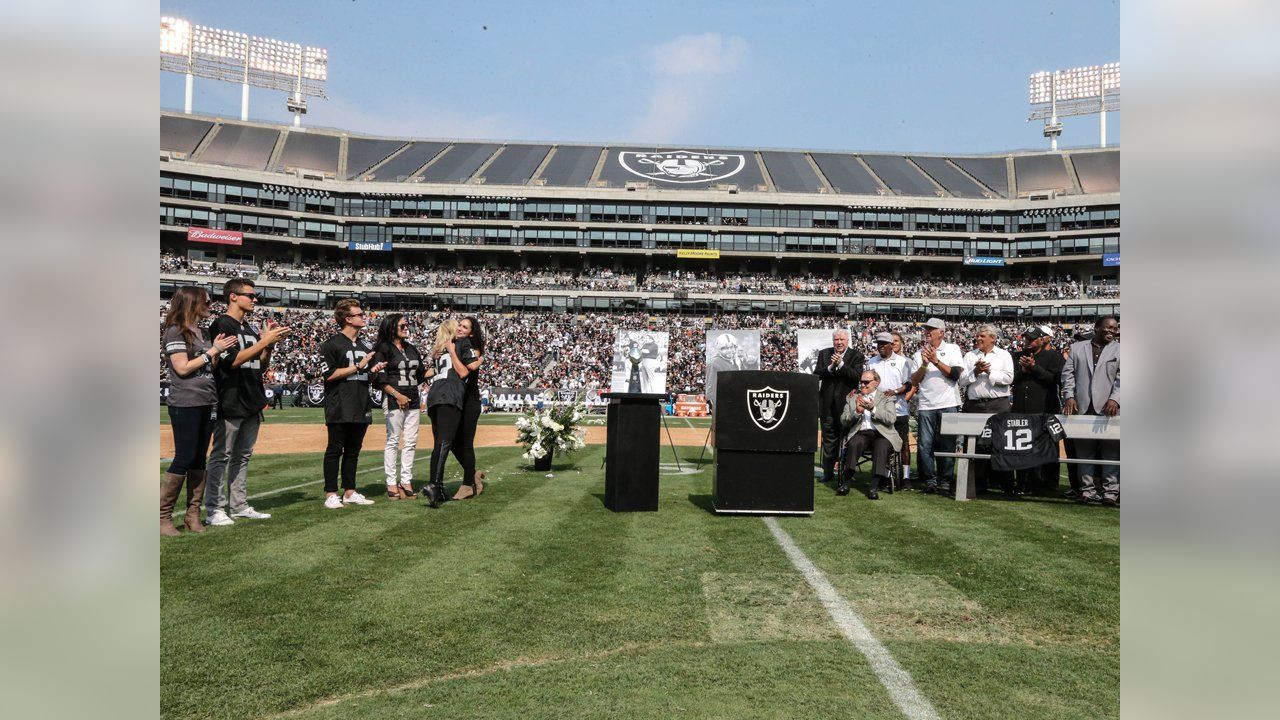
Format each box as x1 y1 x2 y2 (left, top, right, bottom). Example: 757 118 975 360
959 324 1015 494
866 332 914 490
909 318 964 494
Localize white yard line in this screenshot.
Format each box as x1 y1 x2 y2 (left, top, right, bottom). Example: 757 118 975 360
246 465 383 501
763 517 941 720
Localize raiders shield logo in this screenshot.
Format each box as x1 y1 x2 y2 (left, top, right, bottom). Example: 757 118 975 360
747 386 789 431
306 383 325 405
618 151 746 184
369 387 384 405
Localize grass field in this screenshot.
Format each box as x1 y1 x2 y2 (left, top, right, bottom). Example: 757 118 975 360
160 416 1118 720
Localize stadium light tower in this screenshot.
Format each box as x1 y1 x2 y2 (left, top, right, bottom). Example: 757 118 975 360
160 16 328 127
1028 62 1119 150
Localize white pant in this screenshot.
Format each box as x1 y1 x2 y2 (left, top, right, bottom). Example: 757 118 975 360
383 406 421 486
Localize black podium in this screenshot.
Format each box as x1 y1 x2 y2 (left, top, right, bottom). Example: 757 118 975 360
602 392 663 512
713 371 819 515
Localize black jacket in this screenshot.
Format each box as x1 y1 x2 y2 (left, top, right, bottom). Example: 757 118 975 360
814 346 864 418
1012 346 1064 414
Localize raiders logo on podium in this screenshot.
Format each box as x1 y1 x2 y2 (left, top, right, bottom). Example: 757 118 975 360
306 383 325 406
618 151 746 184
747 386 789 431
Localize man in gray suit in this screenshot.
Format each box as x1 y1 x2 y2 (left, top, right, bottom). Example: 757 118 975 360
1061 316 1121 505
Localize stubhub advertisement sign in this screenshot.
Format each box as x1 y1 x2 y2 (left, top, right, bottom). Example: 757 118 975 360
348 241 393 251
1103 253 1120 267
964 256 1005 267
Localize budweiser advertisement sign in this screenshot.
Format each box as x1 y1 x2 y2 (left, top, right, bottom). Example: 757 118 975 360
187 227 243 246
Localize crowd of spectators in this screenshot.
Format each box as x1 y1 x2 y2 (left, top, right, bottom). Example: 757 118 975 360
161 254 1102 301
160 302 1081 397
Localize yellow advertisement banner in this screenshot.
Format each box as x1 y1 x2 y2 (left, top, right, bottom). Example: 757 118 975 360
676 248 721 259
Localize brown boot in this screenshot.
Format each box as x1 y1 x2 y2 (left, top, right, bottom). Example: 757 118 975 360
184 469 207 533
161 472 184 537
452 483 476 501
474 471 486 496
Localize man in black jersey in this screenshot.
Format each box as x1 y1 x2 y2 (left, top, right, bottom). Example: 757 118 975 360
204 278 290 527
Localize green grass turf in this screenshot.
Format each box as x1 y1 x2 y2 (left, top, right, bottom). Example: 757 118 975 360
160 407 713 428
161 437 1117 720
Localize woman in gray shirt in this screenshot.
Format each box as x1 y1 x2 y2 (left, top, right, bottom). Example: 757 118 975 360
161 287 237 536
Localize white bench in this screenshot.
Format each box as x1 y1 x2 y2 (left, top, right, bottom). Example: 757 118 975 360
936 413 1120 501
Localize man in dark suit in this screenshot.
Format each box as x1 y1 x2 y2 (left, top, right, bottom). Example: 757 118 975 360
1061 316 1121 505
814 329 863 484
1012 326 1065 495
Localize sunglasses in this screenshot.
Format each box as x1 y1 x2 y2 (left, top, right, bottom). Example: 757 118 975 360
348 311 365 319
397 323 408 328
235 292 258 300
859 380 875 385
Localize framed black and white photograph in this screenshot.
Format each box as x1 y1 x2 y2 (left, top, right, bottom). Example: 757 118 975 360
609 330 669 394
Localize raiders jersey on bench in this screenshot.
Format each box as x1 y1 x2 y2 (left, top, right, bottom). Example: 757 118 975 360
979 412 1066 471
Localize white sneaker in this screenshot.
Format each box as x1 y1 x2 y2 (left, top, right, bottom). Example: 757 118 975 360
231 507 271 520
206 509 235 526
323 495 344 509
342 492 375 506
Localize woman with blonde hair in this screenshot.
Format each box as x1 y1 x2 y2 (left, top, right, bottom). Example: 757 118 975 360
422 318 469 507
160 287 238 536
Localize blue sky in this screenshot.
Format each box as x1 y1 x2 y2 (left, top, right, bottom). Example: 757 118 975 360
160 0 1119 153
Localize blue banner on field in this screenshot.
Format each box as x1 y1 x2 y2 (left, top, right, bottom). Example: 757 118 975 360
1103 253 1120 267
964 256 1005 267
348 241 393 251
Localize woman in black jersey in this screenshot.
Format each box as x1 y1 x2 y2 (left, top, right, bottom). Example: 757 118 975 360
448 316 487 499
317 300 387 510
423 319 469 508
373 314 426 500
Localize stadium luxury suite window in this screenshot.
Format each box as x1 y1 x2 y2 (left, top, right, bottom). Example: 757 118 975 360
1011 240 1052 258
218 212 288 236
810 211 841 229
387 199 446 218
346 226 386 242
522 229 580 247
389 226 447 244
161 206 214 228
342 198 387 217
523 203 580 221
455 202 514 220
1060 208 1120 230
719 208 749 226
911 239 965 257
969 240 1007 257
653 232 712 249
653 206 711 225
783 236 841 253
912 213 968 233
297 220 340 240
588 204 645 223
459 228 516 246
977 215 1009 233
848 211 904 231
587 231 644 249
1014 215 1048 233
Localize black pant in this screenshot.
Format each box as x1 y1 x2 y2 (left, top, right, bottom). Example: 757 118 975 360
843 429 893 493
324 423 369 493
167 405 215 475
820 414 842 482
964 396 1012 493
451 398 481 486
428 404 462 488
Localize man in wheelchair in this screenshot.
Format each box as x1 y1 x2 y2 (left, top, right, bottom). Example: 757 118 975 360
837 369 904 499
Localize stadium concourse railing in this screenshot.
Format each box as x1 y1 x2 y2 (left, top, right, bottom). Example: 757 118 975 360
158 272 1115 310
936 413 1120 502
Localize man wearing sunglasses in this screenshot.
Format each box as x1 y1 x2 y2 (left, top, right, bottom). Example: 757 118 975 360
204 278 291 526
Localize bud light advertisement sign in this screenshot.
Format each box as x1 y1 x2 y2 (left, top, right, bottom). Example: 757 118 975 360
964 256 1005 267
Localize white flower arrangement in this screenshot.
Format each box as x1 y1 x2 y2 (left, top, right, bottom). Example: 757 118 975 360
516 394 589 466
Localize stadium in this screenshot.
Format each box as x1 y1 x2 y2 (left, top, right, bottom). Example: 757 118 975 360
158 15 1119 720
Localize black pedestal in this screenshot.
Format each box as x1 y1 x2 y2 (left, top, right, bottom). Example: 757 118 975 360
713 371 819 515
602 392 663 512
